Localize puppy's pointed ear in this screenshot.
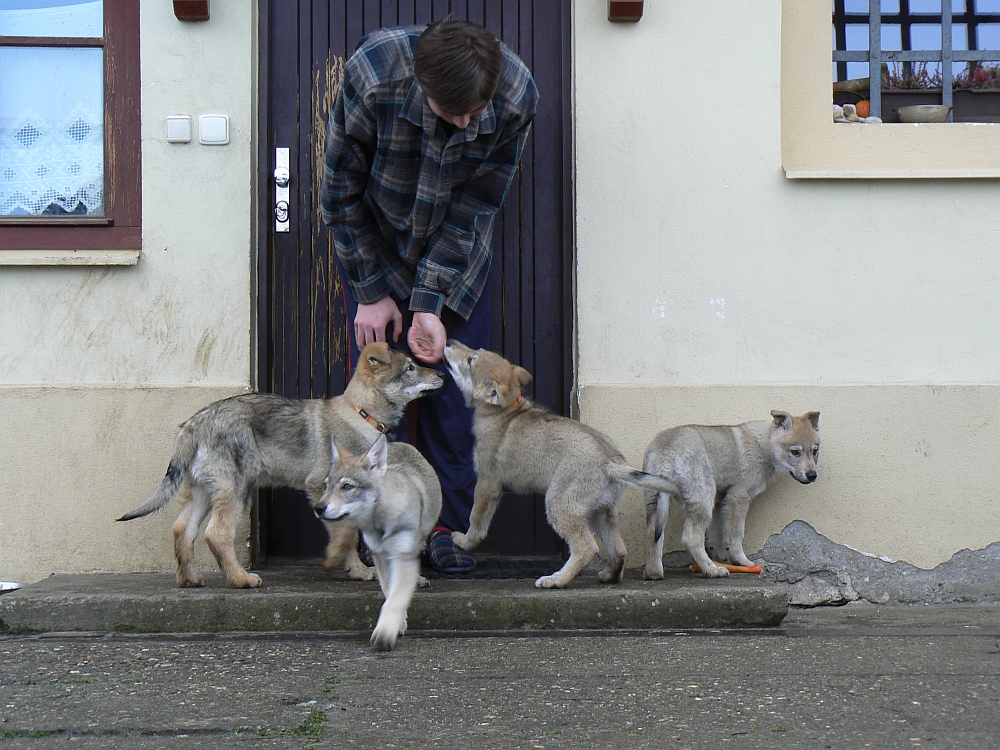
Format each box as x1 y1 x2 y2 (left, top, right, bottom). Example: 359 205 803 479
514 366 533 387
364 342 391 370
770 410 792 431
804 411 820 431
331 439 343 465
364 435 388 478
486 380 506 407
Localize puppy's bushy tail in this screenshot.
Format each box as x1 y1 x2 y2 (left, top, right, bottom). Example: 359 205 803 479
609 462 679 497
608 462 677 543
116 424 197 522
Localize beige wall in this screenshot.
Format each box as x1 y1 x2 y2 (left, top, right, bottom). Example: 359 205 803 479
574 2 1000 567
0 386 248 584
0 2 256 582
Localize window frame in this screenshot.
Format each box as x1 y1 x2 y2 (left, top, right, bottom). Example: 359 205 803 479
0 0 141 260
782 0 1000 178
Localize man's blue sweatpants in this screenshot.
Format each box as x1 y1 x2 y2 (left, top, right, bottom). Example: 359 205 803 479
334 256 491 533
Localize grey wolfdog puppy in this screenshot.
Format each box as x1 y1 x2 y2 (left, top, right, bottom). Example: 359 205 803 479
117 343 443 589
442 339 679 589
313 435 442 651
642 411 820 579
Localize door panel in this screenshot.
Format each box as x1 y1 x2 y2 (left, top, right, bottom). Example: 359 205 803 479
258 0 572 559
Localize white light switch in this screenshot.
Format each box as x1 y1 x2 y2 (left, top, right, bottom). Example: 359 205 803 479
165 115 191 143
199 114 229 145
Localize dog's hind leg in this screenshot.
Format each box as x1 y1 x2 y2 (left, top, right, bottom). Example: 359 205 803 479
643 489 670 580
592 500 627 584
681 491 728 578
172 480 210 588
536 497 599 589
204 488 261 588
370 545 421 651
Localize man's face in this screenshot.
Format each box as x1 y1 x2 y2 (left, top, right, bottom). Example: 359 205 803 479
427 97 485 130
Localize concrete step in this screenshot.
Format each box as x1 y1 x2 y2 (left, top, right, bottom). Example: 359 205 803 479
0 567 788 634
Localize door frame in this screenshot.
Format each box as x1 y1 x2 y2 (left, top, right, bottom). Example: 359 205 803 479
252 0 575 563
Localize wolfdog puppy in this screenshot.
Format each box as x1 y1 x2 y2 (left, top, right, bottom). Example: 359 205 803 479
117 343 443 588
313 436 441 651
442 339 679 589
642 411 820 579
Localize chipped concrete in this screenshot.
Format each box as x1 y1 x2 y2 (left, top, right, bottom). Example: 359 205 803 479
654 520 1000 607
753 520 1000 607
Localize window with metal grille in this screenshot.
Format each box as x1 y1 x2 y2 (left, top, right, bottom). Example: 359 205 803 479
832 0 1000 121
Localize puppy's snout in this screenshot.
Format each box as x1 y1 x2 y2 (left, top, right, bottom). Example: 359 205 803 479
313 504 327 518
805 471 817 483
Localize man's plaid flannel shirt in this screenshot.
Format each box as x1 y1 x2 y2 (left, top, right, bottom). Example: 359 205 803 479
320 26 537 320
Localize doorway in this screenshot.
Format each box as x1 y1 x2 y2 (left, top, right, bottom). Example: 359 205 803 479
256 1 572 561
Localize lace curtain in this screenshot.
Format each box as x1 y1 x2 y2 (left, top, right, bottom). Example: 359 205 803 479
0 103 104 216
0 3 105 216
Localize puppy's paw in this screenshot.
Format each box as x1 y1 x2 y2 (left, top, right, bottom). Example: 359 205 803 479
416 575 430 588
346 563 377 581
230 572 263 588
535 574 569 589
176 571 205 588
451 531 475 550
642 565 664 581
370 624 397 652
598 559 625 583
701 564 729 578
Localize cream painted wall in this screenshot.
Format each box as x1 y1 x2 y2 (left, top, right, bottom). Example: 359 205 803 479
573 3 1000 566
0 0 254 385
0 386 248 584
0 3 256 583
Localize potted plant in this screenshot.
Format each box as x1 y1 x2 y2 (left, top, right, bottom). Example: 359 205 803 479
881 62 943 122
952 63 1000 123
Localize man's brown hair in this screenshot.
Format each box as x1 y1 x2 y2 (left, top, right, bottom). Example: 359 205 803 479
414 19 503 114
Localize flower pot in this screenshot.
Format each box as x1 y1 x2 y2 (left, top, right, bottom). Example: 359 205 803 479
953 89 1000 123
880 90 942 122
881 88 1000 122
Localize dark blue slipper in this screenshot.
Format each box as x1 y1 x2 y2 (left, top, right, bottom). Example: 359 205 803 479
427 529 477 573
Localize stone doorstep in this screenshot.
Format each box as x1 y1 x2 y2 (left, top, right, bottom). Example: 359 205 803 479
0 568 788 635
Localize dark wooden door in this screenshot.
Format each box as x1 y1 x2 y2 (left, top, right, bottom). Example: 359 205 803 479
257 0 572 560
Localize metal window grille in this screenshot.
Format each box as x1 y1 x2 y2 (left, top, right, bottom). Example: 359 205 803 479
833 0 1000 118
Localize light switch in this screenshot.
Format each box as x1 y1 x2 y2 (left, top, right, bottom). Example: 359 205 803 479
165 115 192 143
199 114 229 145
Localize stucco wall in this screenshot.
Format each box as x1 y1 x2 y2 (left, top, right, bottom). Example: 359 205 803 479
574 2 1000 567
0 2 255 583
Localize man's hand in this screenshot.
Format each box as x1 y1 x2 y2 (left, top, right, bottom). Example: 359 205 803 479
354 297 403 350
408 312 447 364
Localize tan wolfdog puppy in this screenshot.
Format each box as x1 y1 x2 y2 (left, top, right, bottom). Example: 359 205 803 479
442 339 679 589
117 343 443 588
313 436 441 651
642 411 820 579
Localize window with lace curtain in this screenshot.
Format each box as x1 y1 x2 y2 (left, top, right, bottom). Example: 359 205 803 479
0 0 139 261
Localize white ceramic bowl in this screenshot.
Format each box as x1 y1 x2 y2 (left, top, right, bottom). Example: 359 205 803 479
894 104 952 123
